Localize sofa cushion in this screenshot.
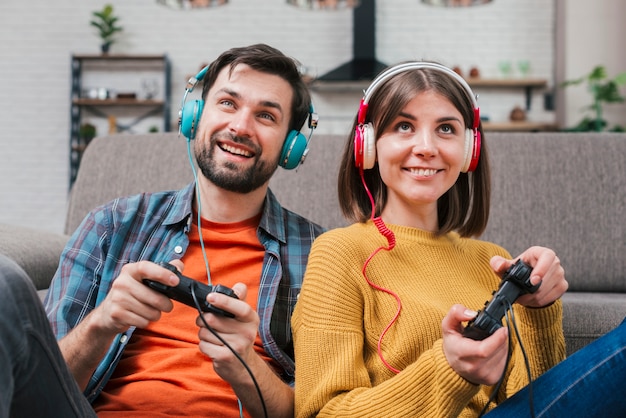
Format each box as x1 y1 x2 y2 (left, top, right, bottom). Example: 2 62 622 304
561 292 626 356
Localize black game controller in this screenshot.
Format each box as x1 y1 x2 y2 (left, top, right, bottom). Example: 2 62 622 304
463 259 540 340
142 262 238 318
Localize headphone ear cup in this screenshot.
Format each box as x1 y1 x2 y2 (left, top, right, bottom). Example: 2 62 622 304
280 130 308 170
461 128 473 173
354 123 377 169
361 123 377 170
467 129 481 172
180 100 204 140
354 125 365 168
461 128 481 173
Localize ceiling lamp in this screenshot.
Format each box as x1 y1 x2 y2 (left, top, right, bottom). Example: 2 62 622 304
286 0 360 10
422 0 492 7
157 0 229 10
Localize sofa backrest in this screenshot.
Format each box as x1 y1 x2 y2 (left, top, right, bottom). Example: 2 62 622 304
482 132 625 293
279 130 626 293
278 132 626 293
66 132 347 234
69 131 625 294
65 133 194 234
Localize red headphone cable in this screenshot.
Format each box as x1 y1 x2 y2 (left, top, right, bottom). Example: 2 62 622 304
359 167 402 374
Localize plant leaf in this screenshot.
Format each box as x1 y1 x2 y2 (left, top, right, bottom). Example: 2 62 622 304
588 66 607 81
614 72 626 86
597 82 625 103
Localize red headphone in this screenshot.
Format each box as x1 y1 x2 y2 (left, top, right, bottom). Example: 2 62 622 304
354 62 481 173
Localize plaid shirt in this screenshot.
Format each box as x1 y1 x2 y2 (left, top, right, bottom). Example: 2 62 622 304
43 182 324 402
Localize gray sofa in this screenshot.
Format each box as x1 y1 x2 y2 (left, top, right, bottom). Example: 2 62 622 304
1 131 624 356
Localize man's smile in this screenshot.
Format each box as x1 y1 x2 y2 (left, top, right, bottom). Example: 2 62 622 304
218 141 254 158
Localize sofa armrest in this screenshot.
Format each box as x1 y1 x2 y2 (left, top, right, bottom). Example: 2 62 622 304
0 224 69 291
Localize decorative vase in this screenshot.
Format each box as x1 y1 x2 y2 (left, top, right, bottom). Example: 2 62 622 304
509 105 526 122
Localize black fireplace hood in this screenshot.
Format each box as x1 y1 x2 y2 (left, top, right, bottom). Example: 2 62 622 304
316 0 387 81
317 57 387 82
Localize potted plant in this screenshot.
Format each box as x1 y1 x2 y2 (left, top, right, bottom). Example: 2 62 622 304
560 65 626 132
79 122 97 149
90 4 123 54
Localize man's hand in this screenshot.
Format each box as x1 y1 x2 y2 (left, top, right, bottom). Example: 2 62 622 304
195 283 294 418
195 283 260 381
59 260 183 389
92 260 181 334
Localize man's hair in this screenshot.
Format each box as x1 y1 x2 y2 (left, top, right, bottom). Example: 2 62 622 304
201 43 311 133
337 64 491 237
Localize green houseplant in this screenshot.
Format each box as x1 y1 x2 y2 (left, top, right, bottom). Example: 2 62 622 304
90 4 123 54
561 65 626 132
79 122 97 145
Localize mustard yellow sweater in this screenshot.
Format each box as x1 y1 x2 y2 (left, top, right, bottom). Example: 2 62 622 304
292 221 565 418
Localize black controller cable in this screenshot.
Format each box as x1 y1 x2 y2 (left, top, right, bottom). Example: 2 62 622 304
190 282 268 418
477 300 535 418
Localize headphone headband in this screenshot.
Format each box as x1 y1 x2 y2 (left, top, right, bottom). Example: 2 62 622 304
361 62 479 129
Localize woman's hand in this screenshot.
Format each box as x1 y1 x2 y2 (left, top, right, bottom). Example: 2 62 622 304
442 304 509 385
491 246 568 308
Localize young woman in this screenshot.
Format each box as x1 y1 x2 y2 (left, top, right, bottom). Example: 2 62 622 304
292 62 625 417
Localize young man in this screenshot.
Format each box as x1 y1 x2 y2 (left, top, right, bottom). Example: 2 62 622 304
39 44 323 417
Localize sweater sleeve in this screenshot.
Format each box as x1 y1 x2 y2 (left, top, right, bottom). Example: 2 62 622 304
292 229 481 418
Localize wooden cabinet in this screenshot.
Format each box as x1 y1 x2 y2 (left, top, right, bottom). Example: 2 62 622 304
69 54 171 187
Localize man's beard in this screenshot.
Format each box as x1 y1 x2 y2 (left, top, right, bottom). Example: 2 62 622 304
195 132 279 194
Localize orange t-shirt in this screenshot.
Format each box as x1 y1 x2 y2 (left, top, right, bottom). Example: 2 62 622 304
93 213 278 417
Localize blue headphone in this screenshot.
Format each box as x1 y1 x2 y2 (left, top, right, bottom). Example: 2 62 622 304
178 65 318 170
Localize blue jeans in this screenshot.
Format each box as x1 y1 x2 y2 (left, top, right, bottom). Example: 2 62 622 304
486 317 626 417
0 254 96 418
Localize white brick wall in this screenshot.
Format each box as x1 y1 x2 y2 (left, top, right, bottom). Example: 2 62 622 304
380 0 555 123
0 0 622 233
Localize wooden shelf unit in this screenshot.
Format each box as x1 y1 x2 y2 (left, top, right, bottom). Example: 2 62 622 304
466 77 547 110
467 78 553 132
69 54 172 188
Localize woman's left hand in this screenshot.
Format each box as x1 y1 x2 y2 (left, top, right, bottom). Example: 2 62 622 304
490 246 568 308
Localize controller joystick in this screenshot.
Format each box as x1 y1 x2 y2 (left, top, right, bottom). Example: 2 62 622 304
142 262 238 317
463 259 540 340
